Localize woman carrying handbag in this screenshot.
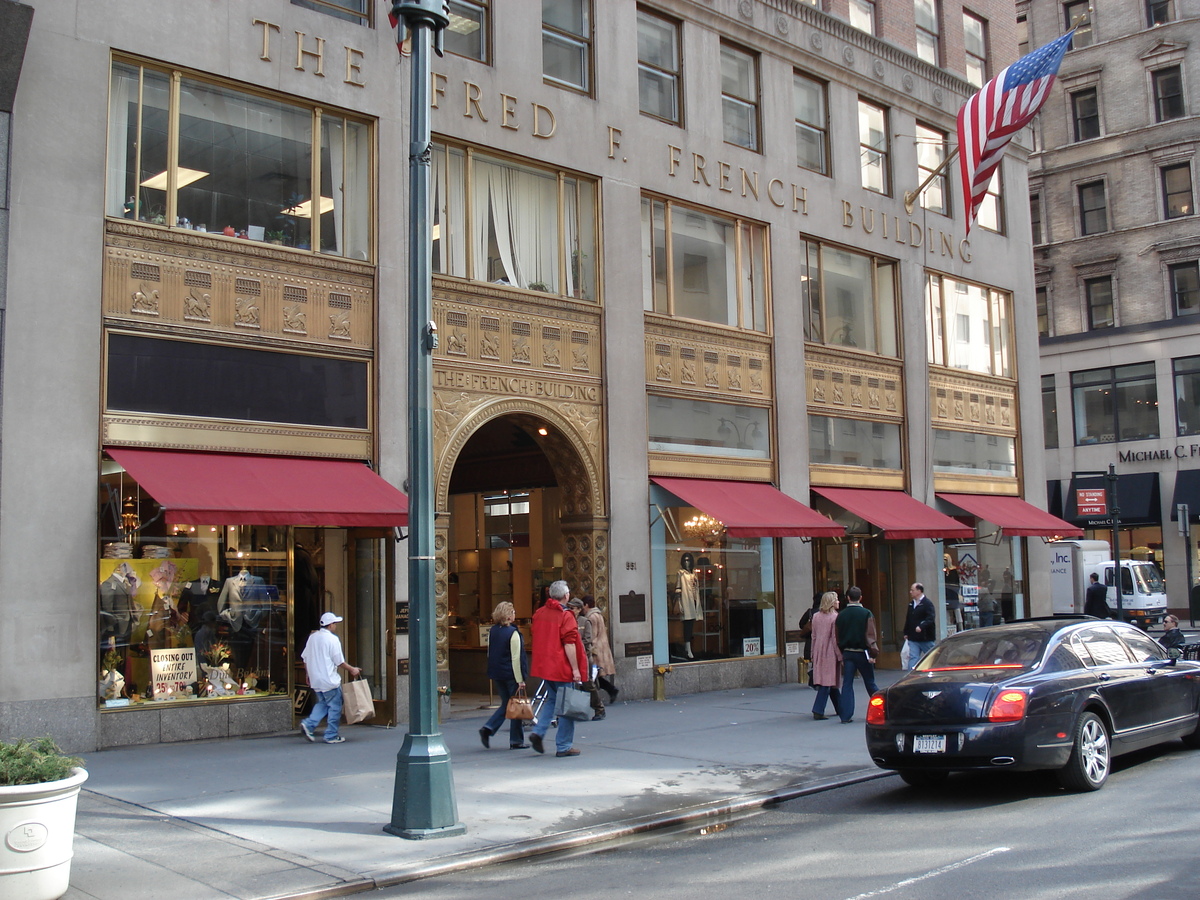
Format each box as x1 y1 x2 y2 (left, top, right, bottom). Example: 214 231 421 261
809 592 843 721
479 601 530 750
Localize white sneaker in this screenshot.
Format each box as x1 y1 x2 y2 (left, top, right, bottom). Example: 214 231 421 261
300 722 315 742
325 736 346 744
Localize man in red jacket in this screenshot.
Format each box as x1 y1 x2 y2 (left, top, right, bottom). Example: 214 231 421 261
530 580 587 757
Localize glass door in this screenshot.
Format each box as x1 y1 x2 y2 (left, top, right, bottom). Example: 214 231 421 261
346 530 394 725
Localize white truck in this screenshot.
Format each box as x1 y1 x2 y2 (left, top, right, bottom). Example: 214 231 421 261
1048 539 1168 628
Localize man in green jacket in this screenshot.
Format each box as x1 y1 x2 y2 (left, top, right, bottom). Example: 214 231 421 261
835 586 879 724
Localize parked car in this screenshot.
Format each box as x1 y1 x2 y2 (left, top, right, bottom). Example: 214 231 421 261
865 617 1200 791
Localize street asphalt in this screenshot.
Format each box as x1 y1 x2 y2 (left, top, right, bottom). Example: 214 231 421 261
63 670 904 900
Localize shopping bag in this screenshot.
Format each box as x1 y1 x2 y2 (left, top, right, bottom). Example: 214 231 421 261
342 676 375 724
555 683 592 722
505 685 535 720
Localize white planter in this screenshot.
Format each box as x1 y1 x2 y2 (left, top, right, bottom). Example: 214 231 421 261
0 767 88 900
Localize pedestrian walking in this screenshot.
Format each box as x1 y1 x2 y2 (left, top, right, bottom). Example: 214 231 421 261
299 612 360 744
529 580 587 757
1084 572 1112 619
809 591 842 720
583 595 619 705
798 593 822 686
835 586 879 724
567 597 605 720
479 601 529 750
902 582 936 668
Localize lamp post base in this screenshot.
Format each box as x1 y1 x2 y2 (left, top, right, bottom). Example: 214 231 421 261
385 733 465 839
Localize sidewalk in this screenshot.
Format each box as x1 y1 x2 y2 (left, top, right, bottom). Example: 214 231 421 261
64 672 902 900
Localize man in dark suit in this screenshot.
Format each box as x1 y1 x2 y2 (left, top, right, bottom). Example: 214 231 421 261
1084 572 1112 619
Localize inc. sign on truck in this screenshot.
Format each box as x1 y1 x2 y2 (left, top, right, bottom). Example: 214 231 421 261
1048 540 1168 628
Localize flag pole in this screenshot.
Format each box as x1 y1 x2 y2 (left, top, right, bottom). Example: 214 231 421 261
903 145 960 215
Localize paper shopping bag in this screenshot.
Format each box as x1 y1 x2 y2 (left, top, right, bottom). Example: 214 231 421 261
342 676 375 724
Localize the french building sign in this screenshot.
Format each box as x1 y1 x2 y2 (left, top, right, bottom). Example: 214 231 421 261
1117 443 1200 464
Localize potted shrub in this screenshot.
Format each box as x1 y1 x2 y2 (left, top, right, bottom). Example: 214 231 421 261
0 737 87 900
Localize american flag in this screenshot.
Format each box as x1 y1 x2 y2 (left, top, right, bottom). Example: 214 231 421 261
957 31 1075 234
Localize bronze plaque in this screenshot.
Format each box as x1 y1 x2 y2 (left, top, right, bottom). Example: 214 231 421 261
784 630 805 644
624 641 653 658
618 590 647 623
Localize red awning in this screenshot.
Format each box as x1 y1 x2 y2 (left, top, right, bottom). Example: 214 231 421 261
812 487 974 540
937 492 1084 538
651 477 843 538
108 448 409 527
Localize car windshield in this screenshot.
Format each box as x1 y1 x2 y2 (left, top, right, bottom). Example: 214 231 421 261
1133 563 1164 594
917 628 1050 671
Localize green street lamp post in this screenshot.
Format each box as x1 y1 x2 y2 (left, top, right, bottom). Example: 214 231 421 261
385 0 465 840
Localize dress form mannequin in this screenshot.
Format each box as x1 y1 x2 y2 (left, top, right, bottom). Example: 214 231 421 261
677 552 703 659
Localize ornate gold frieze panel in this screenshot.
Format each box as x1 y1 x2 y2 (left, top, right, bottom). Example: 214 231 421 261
104 222 373 352
804 347 904 423
102 414 370 459
647 453 773 482
643 316 772 400
928 368 1018 436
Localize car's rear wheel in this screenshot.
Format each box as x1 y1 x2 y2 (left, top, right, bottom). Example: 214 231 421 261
1057 711 1109 791
897 769 949 788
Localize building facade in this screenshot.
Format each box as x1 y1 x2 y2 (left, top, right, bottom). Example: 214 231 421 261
1028 0 1200 614
1 0 1059 752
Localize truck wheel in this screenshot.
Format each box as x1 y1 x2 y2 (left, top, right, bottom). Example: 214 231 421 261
1057 711 1110 791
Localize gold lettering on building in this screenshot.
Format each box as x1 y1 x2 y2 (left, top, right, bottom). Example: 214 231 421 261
501 93 519 130
463 81 488 121
668 144 682 177
253 19 281 61
431 72 447 109
608 126 623 160
741 169 759 201
294 32 326 76
532 103 556 138
718 160 732 193
693 153 710 187
435 369 598 402
344 47 365 87
767 178 785 207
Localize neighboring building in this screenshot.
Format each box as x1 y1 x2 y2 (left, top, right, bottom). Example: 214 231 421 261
1028 0 1200 612
1 0 1060 752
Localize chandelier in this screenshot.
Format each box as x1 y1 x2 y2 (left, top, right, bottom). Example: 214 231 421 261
682 513 725 546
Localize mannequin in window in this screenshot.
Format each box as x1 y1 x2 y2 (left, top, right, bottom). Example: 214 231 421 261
99 562 141 651
179 572 221 652
676 552 703 659
219 567 264 670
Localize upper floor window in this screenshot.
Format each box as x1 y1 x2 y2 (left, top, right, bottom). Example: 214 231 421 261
926 274 1012 377
811 416 903 469
1078 180 1108 235
1175 355 1200 436
1147 0 1174 26
915 0 940 65
642 197 768 331
291 0 369 25
1017 13 1030 56
1042 374 1059 449
1031 193 1045 244
446 0 489 63
543 0 592 93
1153 66 1185 121
637 8 682 123
1072 364 1159 445
933 430 1016 478
1085 276 1114 329
1071 88 1100 141
858 100 890 195
431 142 598 301
963 12 988 88
721 43 760 151
794 72 829 175
977 171 1004 233
916 123 948 214
1162 163 1193 218
1170 261 1199 317
802 240 898 357
1037 285 1050 337
1065 1 1093 48
107 60 371 259
850 0 876 35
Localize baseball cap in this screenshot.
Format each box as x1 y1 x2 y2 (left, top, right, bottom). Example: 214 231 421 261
566 598 584 609
320 612 343 627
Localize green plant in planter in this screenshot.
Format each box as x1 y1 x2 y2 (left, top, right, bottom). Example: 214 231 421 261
0 738 83 787
265 229 287 244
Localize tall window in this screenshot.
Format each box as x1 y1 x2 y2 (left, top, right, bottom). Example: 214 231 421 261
858 100 889 194
1065 1 1093 48
1147 0 1174 26
642 197 768 331
1162 164 1193 218
916 123 948 214
1170 262 1200 316
926 274 1013 377
1043 375 1059 449
1175 355 1200 436
963 12 988 88
977 171 1004 233
850 0 876 34
933 431 1016 477
1085 276 1114 329
794 72 829 175
801 241 898 357
1031 193 1045 244
1071 88 1100 141
721 43 760 151
431 142 599 300
446 0 489 62
810 416 903 469
637 8 681 123
1037 285 1050 337
1072 364 1159 445
291 0 369 25
107 61 371 259
915 0 940 64
1078 180 1108 234
1017 13 1030 56
1153 66 1185 121
543 0 592 93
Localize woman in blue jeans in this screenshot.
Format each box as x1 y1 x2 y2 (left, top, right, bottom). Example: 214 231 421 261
479 601 529 749
809 592 842 720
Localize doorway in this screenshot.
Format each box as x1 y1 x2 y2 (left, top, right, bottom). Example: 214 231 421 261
813 538 913 666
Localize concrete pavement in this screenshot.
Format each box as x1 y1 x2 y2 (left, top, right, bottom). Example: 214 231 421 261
63 672 903 900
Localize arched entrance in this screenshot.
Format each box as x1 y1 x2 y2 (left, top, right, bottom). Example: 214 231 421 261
432 402 607 694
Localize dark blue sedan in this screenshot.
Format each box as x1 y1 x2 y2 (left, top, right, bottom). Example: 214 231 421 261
865 617 1200 791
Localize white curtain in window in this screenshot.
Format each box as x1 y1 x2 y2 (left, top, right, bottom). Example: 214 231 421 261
106 68 137 218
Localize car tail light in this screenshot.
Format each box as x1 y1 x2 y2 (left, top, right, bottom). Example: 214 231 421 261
987 689 1028 722
867 693 886 725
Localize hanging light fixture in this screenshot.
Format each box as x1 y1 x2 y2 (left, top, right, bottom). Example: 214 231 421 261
682 513 725 546
121 494 141 543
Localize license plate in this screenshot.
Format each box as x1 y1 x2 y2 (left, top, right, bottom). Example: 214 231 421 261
913 734 947 754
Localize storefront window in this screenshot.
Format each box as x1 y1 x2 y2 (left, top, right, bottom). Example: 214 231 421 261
648 396 770 459
107 60 372 259
809 415 902 469
1071 363 1159 444
944 538 1023 628
926 274 1012 377
802 241 898 356
932 429 1016 477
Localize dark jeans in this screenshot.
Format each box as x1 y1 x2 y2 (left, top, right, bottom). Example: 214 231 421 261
839 651 878 723
812 685 841 717
482 677 525 746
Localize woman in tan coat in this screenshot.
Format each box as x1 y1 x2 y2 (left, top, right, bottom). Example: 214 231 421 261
809 591 842 720
582 596 618 704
